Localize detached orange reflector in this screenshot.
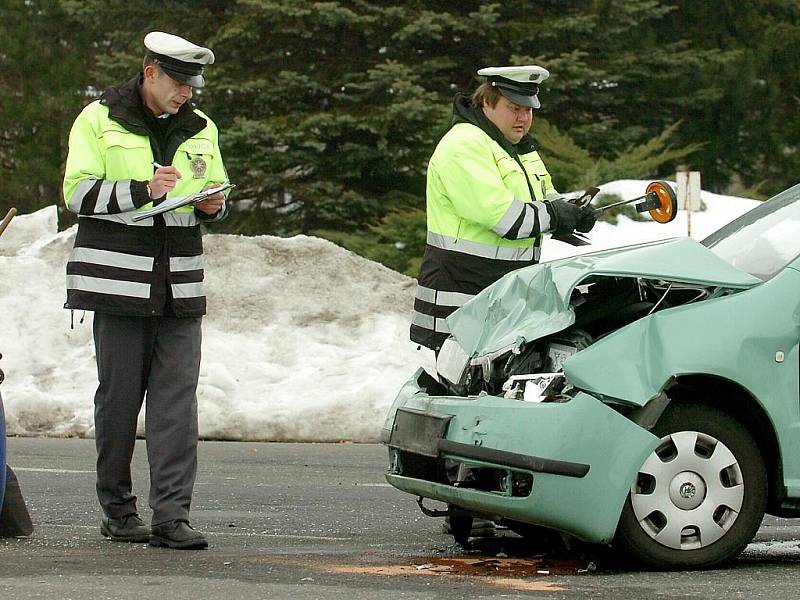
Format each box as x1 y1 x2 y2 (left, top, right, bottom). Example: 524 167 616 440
646 181 678 224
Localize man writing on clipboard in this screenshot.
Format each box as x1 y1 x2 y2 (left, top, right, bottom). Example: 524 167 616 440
62 32 229 550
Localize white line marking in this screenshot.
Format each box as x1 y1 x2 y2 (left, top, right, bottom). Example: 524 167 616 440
212 532 351 541
14 467 94 474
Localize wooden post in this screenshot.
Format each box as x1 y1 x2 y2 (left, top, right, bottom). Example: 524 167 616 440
676 169 701 238
0 208 17 238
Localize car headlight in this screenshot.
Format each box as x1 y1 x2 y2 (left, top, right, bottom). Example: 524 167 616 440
436 337 470 387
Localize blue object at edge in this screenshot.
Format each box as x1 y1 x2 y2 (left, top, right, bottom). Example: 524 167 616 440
0 390 6 510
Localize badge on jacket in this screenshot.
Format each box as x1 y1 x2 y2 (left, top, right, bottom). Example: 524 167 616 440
190 156 207 179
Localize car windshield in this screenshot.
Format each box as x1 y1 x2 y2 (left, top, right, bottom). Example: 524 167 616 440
702 183 800 280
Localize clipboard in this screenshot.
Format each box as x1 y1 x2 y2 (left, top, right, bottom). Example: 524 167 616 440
132 182 235 221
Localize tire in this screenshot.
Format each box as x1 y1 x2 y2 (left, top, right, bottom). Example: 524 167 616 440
615 403 767 569
448 514 473 547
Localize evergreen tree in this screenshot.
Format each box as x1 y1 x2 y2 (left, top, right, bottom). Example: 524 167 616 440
207 0 466 235
0 0 89 214
5 0 799 257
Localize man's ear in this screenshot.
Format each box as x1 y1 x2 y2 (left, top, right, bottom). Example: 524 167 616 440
143 64 158 82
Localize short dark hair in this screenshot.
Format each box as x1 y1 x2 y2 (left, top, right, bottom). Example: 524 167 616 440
143 54 158 70
471 82 502 110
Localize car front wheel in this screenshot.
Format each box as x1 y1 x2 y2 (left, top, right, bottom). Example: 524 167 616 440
615 403 767 569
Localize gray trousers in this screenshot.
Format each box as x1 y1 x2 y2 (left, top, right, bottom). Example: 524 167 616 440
93 313 201 525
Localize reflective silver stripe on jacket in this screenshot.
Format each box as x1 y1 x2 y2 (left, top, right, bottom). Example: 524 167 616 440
66 274 150 298
67 179 98 213
493 198 525 236
415 285 474 307
411 309 451 334
164 211 199 226
427 231 541 261
86 213 152 226
493 199 551 239
69 247 154 271
69 179 136 214
529 202 550 236
95 180 115 213
171 282 204 299
85 210 199 227
116 182 135 212
170 256 204 272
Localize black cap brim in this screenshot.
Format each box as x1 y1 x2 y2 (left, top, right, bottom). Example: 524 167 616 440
496 86 540 109
160 64 205 88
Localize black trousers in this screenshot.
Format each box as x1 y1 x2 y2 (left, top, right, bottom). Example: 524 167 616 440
92 313 201 525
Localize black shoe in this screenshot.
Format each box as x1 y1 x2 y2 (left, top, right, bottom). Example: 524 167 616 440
101 514 150 543
149 520 208 550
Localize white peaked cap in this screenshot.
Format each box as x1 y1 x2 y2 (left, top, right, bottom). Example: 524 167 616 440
477 65 550 108
144 32 215 88
477 65 549 84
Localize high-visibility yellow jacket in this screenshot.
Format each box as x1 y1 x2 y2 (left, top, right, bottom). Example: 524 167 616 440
411 95 557 351
63 75 228 317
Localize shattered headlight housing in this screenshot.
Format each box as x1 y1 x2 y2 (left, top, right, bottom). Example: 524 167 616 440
436 337 470 389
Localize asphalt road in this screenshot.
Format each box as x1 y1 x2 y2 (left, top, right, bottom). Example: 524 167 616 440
1 438 800 599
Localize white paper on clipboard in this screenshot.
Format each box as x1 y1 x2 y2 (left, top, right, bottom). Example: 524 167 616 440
132 182 235 221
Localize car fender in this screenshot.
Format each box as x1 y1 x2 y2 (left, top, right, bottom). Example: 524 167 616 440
564 269 797 409
565 268 800 492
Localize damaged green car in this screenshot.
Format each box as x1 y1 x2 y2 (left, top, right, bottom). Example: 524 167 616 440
384 183 800 569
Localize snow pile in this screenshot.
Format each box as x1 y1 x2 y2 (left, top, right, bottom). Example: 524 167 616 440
0 207 433 441
0 180 759 441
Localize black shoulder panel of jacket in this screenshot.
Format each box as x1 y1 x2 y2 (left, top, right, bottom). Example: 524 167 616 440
449 93 538 157
100 73 208 145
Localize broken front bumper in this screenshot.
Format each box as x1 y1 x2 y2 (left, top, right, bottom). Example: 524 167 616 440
383 370 659 543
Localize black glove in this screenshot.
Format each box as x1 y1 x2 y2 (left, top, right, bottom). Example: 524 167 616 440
575 205 598 233
545 199 581 235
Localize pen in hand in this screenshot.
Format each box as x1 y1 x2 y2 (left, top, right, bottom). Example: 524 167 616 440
149 162 181 199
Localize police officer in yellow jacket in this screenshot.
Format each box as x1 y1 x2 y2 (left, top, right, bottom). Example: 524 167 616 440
411 66 596 352
63 32 228 550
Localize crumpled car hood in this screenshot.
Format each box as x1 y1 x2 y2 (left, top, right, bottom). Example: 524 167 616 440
447 237 761 357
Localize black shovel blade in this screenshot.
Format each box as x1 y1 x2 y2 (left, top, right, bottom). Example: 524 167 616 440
0 466 34 537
